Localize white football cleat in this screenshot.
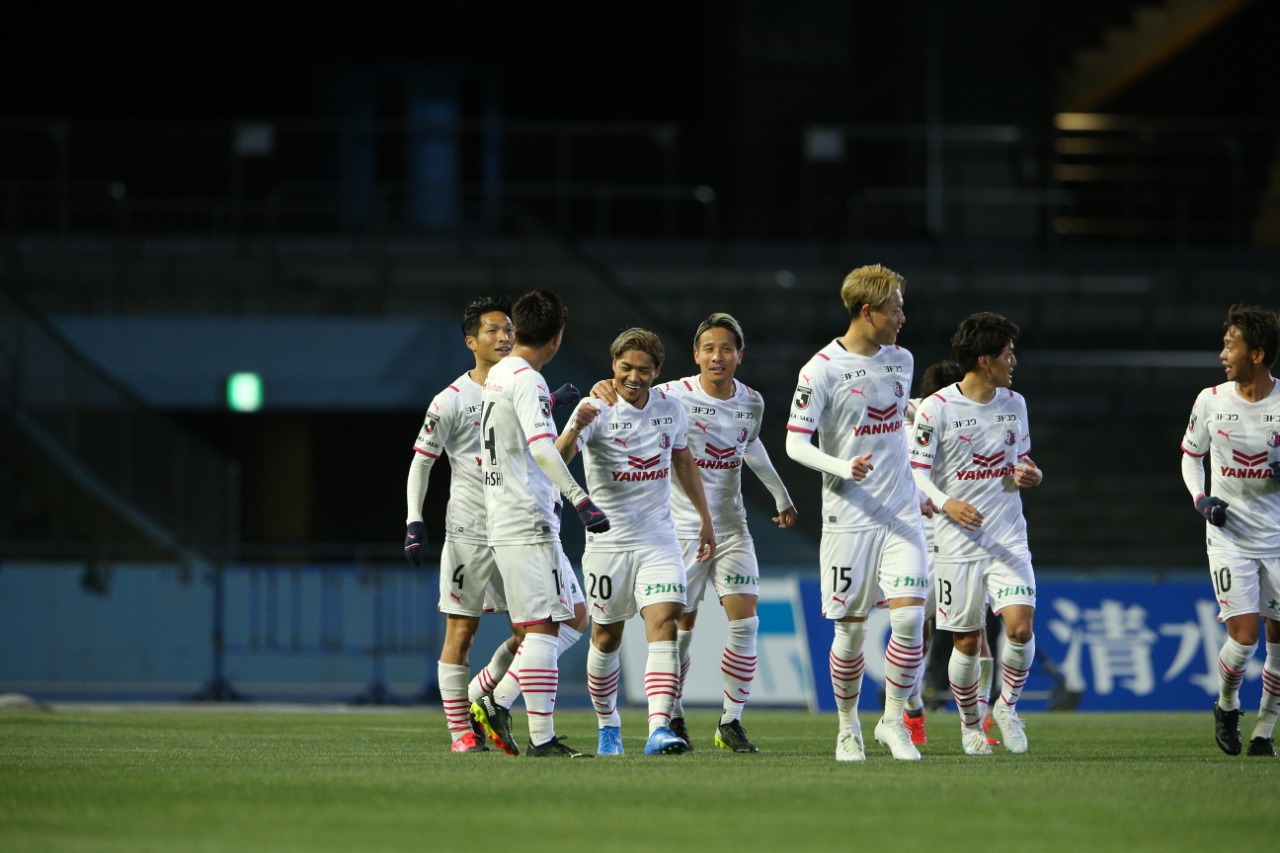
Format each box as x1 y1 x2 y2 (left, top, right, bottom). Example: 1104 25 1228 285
992 700 1028 754
835 727 865 762
961 727 993 755
874 716 922 761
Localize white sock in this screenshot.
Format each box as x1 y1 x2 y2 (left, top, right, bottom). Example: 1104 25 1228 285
468 641 515 703
557 623 583 657
999 637 1034 709
720 616 758 725
977 655 994 720
516 633 559 746
1218 637 1255 712
882 606 925 722
830 621 867 732
949 649 981 730
645 640 680 734
438 662 472 741
1251 642 1280 738
673 628 694 718
586 642 622 729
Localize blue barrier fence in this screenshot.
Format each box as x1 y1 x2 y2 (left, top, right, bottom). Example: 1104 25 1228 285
200 563 442 703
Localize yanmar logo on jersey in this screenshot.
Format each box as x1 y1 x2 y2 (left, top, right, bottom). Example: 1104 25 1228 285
1220 449 1275 479
699 443 742 470
850 404 902 436
957 450 1015 480
614 455 671 481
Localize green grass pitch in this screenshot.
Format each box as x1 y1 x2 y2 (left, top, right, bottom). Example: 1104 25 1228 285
1 706 1274 852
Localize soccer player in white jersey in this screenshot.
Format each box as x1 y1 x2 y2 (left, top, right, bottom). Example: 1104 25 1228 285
908 312 1042 756
470 288 609 759
785 264 930 762
900 359 966 748
404 297 515 753
1180 304 1280 758
405 297 586 754
592 314 797 752
559 328 717 756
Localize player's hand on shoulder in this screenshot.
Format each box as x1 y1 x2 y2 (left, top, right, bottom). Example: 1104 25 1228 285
404 521 426 566
589 379 618 405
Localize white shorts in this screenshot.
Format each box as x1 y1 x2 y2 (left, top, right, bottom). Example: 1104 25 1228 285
934 553 1036 632
1207 553 1280 622
583 540 686 625
680 535 759 613
438 539 506 617
556 548 586 608
492 542 576 626
819 525 928 620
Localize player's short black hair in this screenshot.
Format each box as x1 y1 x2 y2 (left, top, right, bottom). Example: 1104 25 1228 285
461 296 513 338
951 312 1020 375
918 360 964 398
1224 304 1280 369
512 289 568 347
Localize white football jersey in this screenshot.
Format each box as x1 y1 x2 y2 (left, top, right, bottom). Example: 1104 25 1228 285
572 388 688 547
481 356 560 545
412 372 487 543
786 340 917 529
1182 381 1280 556
909 384 1032 561
658 376 763 539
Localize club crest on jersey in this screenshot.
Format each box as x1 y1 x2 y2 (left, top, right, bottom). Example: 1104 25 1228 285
424 413 440 435
738 427 749 443
1004 428 1017 446
794 386 812 410
915 425 933 447
1269 431 1280 449
658 432 671 449
893 380 904 398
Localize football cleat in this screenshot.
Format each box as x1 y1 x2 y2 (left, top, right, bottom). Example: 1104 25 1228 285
526 736 592 758
670 716 694 751
962 727 993 755
903 709 927 745
470 693 519 756
644 726 689 755
450 731 489 753
1214 702 1242 756
992 700 1027 754
714 720 760 753
1247 736 1276 757
982 713 1000 745
874 717 922 761
835 727 865 762
597 725 624 756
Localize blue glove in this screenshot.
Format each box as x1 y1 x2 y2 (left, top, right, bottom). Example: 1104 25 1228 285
549 383 581 411
404 521 427 566
1195 494 1228 527
576 498 610 533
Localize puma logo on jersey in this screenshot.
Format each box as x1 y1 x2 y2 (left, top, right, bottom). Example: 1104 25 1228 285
848 387 866 397
957 434 974 445
693 421 710 432
832 595 847 606
1216 429 1234 440
612 436 630 447
449 592 462 602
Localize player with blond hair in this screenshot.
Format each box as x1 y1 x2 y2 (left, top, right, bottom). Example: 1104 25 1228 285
785 264 930 762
